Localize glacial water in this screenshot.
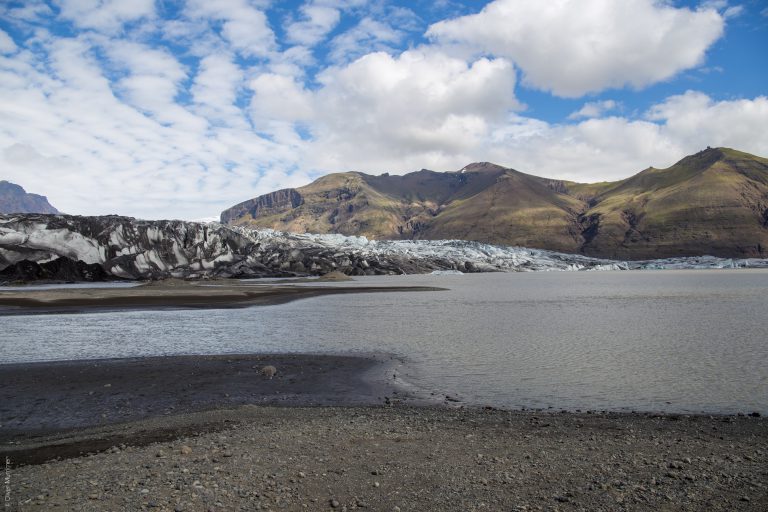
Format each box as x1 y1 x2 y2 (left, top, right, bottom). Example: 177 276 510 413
1 270 766 415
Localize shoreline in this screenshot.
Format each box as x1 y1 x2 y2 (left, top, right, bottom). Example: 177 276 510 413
2 353 764 462
0 280 444 315
3 354 766 510
0 353 427 448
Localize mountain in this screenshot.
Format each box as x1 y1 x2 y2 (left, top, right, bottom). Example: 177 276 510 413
0 180 59 214
221 148 768 259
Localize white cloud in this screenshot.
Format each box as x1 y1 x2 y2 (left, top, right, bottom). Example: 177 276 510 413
645 91 768 155
427 0 725 97
724 6 744 18
2 1 54 23
250 73 315 124
700 0 728 9
303 87 768 184
286 3 341 46
701 1 745 18
0 31 303 220
0 1 764 223
568 100 620 120
328 17 406 63
191 54 247 128
99 39 201 128
185 0 276 57
308 49 518 171
482 93 768 182
54 0 155 31
0 29 17 54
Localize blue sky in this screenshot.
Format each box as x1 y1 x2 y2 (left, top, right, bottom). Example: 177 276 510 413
0 0 766 220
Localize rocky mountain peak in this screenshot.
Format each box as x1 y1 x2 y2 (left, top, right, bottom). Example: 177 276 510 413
0 180 59 214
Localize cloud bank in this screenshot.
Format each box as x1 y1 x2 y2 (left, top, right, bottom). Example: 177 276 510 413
0 0 765 220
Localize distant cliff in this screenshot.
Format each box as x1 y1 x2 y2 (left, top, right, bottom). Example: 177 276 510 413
220 189 303 225
221 148 768 260
0 181 59 214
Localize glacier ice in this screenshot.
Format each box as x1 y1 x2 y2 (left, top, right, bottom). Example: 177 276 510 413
1 213 767 282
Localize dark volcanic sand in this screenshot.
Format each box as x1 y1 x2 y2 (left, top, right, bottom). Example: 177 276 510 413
0 354 412 458
4 406 767 511
0 355 766 511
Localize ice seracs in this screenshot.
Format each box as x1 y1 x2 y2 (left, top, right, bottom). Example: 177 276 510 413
1 213 767 282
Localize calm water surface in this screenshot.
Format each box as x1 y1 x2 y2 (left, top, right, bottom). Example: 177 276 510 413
1 270 766 414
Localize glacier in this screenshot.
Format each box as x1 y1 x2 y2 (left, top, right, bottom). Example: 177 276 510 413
1 213 767 282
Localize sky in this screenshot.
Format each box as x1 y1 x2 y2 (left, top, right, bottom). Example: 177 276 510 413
0 0 767 221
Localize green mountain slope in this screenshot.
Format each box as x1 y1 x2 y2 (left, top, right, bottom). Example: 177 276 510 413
576 148 768 258
221 148 768 259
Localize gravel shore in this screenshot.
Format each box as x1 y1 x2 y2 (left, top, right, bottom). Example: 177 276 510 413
5 405 766 511
2 350 766 511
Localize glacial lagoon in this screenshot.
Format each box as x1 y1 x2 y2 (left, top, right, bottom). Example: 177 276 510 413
1 269 766 415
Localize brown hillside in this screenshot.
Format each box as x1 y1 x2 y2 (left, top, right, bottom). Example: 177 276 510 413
221 148 768 259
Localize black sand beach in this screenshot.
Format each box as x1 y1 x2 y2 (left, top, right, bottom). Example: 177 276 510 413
1 354 766 511
0 355 406 439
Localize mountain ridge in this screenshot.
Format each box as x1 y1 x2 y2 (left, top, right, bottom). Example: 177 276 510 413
221 148 768 259
0 180 59 215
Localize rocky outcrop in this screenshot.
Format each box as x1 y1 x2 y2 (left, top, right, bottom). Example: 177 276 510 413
2 213 766 283
220 189 303 225
0 181 59 214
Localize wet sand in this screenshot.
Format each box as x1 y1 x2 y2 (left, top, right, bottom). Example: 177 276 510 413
0 354 765 511
1 354 419 465
0 280 442 315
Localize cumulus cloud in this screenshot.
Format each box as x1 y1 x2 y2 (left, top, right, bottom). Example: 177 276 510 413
185 0 276 57
101 39 195 125
483 93 768 182
302 85 768 184
250 73 315 124
328 17 408 63
427 0 724 96
307 49 518 172
2 1 54 23
190 54 247 127
568 100 621 120
54 0 155 31
0 29 17 53
0 1 764 222
0 31 303 220
645 91 768 154
286 3 341 46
